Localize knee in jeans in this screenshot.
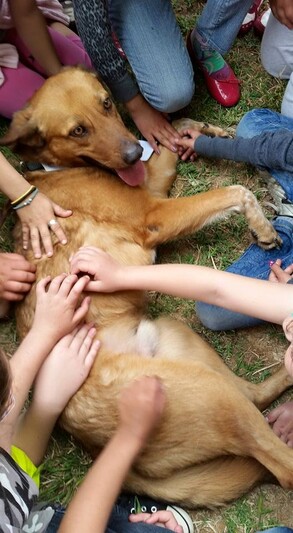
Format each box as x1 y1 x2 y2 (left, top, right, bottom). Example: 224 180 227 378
236 108 276 138
195 302 224 331
146 79 194 114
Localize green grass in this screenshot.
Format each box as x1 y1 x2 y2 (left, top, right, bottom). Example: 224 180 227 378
0 1 292 529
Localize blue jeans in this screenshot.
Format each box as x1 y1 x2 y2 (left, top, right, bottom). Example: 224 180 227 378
196 108 293 331
196 0 253 55
46 504 175 533
257 529 293 533
237 108 293 202
108 0 251 113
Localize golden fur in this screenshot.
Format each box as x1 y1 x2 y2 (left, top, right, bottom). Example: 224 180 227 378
1 67 292 508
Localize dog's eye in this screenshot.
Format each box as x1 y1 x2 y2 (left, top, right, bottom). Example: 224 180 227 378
103 97 112 110
70 126 87 137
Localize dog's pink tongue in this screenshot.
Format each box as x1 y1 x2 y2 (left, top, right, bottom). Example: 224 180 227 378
116 160 145 186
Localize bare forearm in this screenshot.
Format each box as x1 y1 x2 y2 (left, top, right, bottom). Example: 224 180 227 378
9 330 57 427
59 428 142 533
13 403 59 466
116 264 292 324
10 1 62 76
0 153 32 201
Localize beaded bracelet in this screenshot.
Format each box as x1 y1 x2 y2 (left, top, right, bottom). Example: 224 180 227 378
11 185 36 207
12 188 39 210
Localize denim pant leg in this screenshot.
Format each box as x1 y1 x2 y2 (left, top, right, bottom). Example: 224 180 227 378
236 108 293 201
106 504 175 533
46 505 66 532
108 0 194 113
256 529 293 533
196 0 253 55
196 216 293 331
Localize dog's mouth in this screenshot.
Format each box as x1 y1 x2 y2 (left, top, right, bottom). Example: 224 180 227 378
115 159 145 187
81 156 145 187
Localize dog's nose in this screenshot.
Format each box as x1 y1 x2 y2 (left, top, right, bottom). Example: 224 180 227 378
121 140 143 164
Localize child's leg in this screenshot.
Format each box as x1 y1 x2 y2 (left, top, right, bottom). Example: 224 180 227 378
196 216 293 330
237 108 293 202
108 0 194 113
7 26 91 77
0 62 44 119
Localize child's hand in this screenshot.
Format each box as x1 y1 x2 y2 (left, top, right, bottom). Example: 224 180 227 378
33 323 100 415
118 376 165 446
269 259 293 283
175 128 203 162
70 247 124 293
282 315 293 377
33 273 91 343
129 510 183 532
0 252 36 301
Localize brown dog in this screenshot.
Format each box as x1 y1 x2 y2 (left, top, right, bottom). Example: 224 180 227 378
1 67 292 509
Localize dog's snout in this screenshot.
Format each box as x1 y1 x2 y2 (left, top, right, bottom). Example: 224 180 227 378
122 140 143 164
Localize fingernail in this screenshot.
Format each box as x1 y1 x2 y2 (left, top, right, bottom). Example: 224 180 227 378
62 239 67 244
269 260 275 267
171 146 177 152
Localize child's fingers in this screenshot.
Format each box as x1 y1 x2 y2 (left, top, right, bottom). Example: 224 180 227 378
84 339 100 371
72 295 91 324
66 274 90 301
284 263 293 275
36 275 51 295
47 273 68 294
70 323 96 352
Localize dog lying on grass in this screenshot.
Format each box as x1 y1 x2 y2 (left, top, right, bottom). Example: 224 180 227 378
1 67 291 509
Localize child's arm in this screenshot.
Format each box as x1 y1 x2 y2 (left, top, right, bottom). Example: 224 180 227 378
9 0 62 76
58 376 165 533
0 274 91 451
176 127 293 172
70 247 293 325
13 323 100 466
0 152 71 258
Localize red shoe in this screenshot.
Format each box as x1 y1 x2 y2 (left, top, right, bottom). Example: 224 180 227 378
254 7 271 37
186 31 241 107
238 0 264 37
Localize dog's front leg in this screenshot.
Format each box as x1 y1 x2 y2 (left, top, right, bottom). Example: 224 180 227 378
145 185 282 249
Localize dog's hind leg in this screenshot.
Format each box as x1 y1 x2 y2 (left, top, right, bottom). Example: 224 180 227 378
146 186 282 250
153 317 292 408
125 456 267 508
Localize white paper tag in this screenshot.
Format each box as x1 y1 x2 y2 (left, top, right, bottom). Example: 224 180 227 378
139 140 154 161
41 163 63 172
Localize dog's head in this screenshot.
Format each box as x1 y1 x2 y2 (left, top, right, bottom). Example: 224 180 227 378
0 67 145 186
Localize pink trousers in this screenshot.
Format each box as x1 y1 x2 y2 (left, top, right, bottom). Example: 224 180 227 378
0 27 92 118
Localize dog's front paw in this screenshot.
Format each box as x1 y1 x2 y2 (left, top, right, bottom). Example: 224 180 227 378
250 227 283 250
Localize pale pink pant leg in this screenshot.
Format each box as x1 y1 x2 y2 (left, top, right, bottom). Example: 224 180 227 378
0 27 92 118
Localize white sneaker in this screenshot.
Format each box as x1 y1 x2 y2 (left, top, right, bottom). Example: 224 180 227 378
119 494 194 533
265 174 293 218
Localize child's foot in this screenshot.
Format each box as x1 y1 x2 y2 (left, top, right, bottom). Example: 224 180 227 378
186 30 240 107
266 401 293 447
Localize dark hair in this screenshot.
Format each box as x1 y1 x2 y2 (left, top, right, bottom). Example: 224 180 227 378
0 348 12 420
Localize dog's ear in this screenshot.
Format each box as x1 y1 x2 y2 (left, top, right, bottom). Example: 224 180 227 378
0 106 45 150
